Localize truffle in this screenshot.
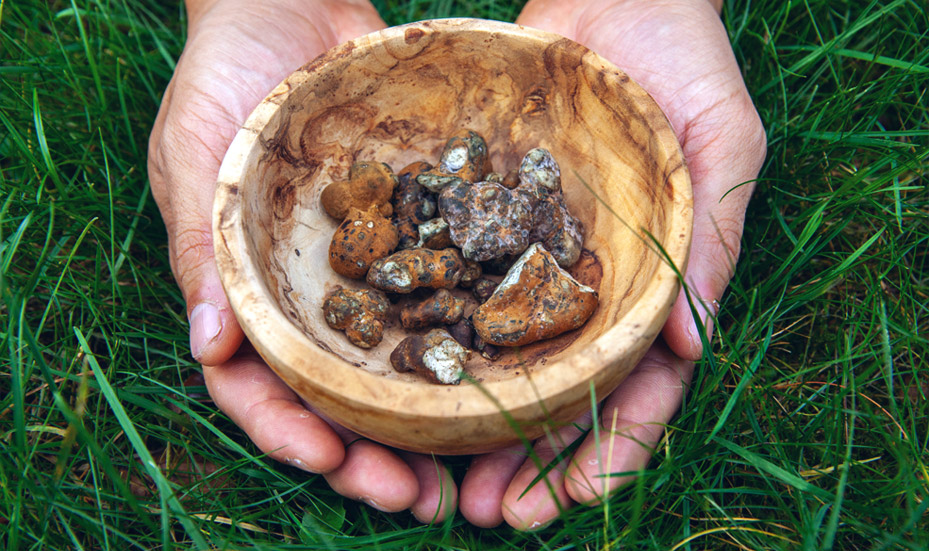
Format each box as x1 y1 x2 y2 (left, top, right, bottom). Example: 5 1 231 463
323 288 391 349
472 244 598 347
328 205 399 279
321 161 397 220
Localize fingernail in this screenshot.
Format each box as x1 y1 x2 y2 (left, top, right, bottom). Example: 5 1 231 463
190 302 222 360
284 457 309 471
688 300 717 352
360 496 390 512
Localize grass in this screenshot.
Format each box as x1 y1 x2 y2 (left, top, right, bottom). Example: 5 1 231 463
1 0 927 549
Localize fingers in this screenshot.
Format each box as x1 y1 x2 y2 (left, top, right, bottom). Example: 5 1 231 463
459 445 526 528
500 419 590 530
148 83 248 366
398 452 458 523
662 97 767 360
564 343 694 503
323 440 420 513
202 351 345 473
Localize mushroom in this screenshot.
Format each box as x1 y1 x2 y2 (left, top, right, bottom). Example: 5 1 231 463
328 205 399 279
322 288 391 349
438 179 535 262
392 161 436 250
366 247 467 293
321 161 397 220
399 289 465 330
472 243 598 347
417 129 490 192
390 328 470 385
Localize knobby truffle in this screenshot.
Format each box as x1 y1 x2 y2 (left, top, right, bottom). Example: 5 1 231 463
366 247 466 293
519 148 585 267
323 288 391 349
472 243 598 347
438 179 534 262
392 161 436 249
417 129 489 192
321 161 397 220
399 289 465 330
328 205 399 279
390 328 470 384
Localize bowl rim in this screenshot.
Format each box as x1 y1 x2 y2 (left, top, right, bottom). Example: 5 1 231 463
213 18 692 432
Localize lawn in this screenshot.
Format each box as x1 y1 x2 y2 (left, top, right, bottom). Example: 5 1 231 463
1 0 927 549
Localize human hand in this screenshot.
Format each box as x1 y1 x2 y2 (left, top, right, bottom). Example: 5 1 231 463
459 0 767 529
148 0 456 521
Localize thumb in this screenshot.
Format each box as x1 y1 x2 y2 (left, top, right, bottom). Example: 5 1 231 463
662 95 767 361
175 223 245 367
149 97 245 367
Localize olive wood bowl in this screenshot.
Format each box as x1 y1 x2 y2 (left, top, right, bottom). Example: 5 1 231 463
213 18 692 455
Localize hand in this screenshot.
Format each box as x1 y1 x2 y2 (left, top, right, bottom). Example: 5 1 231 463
148 0 456 521
459 0 767 529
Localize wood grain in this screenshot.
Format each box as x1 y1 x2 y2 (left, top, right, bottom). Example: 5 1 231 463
213 18 692 454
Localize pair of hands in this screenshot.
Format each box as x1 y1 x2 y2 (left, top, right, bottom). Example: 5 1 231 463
148 0 766 529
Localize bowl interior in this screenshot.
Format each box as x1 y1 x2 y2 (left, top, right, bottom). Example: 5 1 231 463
214 18 691 453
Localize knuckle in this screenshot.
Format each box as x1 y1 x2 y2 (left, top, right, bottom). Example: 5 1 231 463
171 225 216 291
693 212 745 285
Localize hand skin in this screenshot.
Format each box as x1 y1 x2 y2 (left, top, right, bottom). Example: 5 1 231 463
458 0 767 530
148 0 457 521
149 0 765 529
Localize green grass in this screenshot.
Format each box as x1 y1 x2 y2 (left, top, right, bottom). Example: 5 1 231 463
1 0 927 549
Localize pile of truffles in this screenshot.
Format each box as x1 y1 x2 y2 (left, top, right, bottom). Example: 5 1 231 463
320 130 598 384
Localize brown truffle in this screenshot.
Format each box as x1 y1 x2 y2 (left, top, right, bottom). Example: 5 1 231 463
321 161 397 220
471 277 498 303
459 260 483 288
416 217 454 250
447 318 474 349
400 289 465 330
518 147 562 196
517 148 584 267
366 247 466 294
438 179 534 261
328 205 399 279
390 329 469 384
472 244 598 347
392 161 436 250
472 333 502 361
323 288 391 349
529 194 584 268
417 129 489 192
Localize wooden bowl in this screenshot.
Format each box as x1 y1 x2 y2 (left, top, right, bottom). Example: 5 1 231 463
213 18 692 455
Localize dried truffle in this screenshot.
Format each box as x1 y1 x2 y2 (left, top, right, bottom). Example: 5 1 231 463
518 147 561 196
392 161 436 249
328 205 399 279
517 148 584 267
390 329 469 384
416 217 453 249
459 260 482 288
438 179 534 261
321 161 398 220
471 277 498 303
472 243 598 347
472 333 502 361
528 195 584 267
447 318 474 349
323 288 391 349
400 289 465 330
366 247 466 294
417 129 489 192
